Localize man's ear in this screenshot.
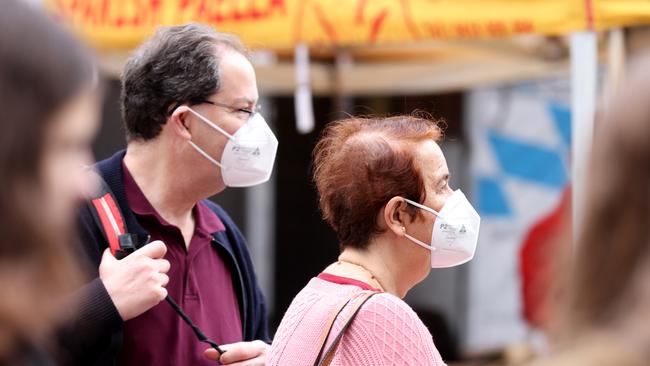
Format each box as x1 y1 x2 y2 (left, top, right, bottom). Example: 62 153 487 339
383 196 410 237
169 106 192 140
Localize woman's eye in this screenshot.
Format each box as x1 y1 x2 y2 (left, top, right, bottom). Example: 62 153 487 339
238 108 253 115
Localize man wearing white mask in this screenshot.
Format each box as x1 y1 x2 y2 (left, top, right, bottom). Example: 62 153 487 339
67 24 275 366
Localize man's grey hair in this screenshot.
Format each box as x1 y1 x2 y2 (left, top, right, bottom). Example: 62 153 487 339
121 23 248 141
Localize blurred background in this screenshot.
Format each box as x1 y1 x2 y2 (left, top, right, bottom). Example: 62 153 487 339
36 0 650 363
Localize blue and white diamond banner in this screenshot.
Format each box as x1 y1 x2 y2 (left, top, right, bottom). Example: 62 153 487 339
464 79 571 350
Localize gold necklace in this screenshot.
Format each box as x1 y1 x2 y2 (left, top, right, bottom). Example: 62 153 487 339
337 260 385 291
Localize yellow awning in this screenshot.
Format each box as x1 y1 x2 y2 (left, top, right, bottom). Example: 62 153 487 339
46 0 650 51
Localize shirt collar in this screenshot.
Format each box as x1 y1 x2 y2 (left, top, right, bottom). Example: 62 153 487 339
122 162 225 234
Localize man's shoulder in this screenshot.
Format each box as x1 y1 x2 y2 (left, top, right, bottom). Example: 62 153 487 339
95 150 127 177
93 150 129 203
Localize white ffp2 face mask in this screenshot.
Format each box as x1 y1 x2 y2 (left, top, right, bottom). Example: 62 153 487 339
403 189 480 268
184 107 279 187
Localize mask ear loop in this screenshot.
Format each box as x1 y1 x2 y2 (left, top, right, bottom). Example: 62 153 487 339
401 198 446 250
403 232 436 251
176 106 234 170
182 106 235 140
403 198 445 220
188 141 225 169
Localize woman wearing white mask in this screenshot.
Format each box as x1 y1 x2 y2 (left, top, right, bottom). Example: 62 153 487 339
268 115 480 366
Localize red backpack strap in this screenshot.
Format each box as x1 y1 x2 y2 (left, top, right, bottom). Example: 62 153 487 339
85 168 137 258
90 192 125 256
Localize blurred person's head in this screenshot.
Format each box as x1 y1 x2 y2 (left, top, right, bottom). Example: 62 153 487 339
313 116 480 297
0 0 99 356
549 55 650 360
121 24 276 197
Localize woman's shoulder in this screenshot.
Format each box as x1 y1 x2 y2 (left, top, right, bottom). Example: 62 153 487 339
343 292 446 365
354 292 435 342
362 292 422 321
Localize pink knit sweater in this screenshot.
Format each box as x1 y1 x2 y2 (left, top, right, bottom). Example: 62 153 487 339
268 276 447 366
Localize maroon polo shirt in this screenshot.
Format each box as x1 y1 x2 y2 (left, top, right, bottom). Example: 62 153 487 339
118 164 242 366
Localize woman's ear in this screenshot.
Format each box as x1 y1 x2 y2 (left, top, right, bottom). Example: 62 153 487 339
383 196 409 237
169 106 192 140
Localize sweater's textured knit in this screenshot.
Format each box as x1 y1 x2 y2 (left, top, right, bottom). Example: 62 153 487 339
268 277 446 366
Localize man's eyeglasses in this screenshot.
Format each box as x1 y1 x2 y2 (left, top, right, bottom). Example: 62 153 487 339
167 100 261 117
196 99 261 117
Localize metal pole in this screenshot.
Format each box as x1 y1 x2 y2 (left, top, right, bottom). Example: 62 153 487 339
570 31 598 241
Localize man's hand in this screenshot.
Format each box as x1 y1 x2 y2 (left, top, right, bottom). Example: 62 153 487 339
204 340 269 365
99 240 170 320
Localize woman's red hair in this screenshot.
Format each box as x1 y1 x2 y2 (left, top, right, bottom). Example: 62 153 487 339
313 115 443 249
